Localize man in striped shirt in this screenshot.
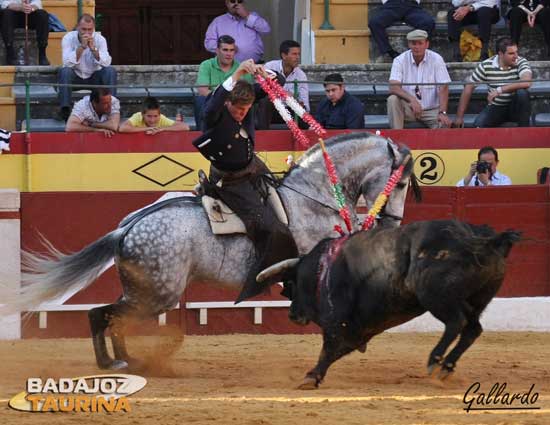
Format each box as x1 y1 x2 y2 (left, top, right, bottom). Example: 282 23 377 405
454 37 532 128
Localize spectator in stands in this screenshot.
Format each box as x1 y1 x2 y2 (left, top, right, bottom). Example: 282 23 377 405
454 37 532 128
58 13 116 122
448 0 500 61
1 0 50 65
204 0 270 63
315 73 365 130
368 0 435 61
456 146 511 186
119 96 190 134
195 35 251 131
387 29 452 129
257 39 309 129
65 87 120 137
508 0 550 57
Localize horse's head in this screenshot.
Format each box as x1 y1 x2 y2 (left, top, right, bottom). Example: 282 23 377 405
284 132 421 234
367 139 421 228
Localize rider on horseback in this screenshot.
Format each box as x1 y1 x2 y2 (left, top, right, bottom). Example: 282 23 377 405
192 59 298 301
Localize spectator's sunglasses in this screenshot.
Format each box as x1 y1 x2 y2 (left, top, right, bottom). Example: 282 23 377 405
415 85 422 101
229 0 244 4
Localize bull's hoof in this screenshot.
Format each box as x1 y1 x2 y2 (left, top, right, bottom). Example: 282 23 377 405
438 363 456 381
357 343 367 353
297 376 319 390
427 363 440 377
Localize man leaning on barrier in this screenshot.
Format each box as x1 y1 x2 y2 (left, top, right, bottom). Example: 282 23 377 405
65 87 120 138
454 37 532 128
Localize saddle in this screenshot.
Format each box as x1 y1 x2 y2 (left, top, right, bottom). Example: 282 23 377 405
196 171 289 235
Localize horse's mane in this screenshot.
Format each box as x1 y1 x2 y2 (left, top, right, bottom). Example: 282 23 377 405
296 131 382 165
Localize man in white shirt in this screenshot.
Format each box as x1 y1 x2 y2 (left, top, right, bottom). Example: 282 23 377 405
58 13 116 121
456 146 512 186
387 29 452 129
1 0 49 65
65 88 120 138
448 0 500 61
257 40 310 129
368 0 435 61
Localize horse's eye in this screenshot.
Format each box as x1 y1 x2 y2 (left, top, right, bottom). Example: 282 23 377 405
396 182 407 189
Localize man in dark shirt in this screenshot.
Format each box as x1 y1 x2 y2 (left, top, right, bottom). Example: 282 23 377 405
192 59 297 301
315 73 365 129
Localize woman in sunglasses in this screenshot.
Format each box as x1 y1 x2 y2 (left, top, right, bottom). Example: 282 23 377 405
204 0 271 63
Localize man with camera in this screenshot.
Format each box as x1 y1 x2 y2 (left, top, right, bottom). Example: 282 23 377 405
456 146 512 186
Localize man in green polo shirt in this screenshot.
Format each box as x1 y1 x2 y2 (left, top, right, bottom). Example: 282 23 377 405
194 34 252 130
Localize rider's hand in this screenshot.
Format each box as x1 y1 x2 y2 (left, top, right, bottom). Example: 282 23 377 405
453 116 464 128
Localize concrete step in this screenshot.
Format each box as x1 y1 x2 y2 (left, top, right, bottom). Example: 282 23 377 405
363 114 520 129
22 115 197 132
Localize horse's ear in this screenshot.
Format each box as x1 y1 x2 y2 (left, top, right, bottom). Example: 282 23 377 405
235 259 300 304
386 139 400 167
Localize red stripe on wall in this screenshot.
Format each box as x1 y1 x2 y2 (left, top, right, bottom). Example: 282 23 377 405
5 128 550 155
0 211 19 219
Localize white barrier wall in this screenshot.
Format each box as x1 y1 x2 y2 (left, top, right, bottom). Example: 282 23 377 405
389 297 550 333
0 189 20 339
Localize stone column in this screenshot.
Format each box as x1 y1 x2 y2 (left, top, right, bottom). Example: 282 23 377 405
0 189 21 339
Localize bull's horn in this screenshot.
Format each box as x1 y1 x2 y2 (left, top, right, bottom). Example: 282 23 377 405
256 258 299 284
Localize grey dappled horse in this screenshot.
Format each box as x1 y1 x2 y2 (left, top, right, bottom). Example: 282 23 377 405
1 133 419 370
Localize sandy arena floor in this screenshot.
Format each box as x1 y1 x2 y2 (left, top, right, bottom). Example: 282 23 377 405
0 332 549 425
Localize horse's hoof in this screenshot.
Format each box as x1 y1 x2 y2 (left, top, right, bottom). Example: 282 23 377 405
108 360 129 370
297 376 318 390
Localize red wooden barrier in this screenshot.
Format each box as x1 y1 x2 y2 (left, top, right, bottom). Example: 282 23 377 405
19 185 550 337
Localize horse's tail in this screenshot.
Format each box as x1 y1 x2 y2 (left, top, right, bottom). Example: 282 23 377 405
0 228 124 316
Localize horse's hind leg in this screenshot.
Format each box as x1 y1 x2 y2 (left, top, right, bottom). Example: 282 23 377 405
88 303 130 370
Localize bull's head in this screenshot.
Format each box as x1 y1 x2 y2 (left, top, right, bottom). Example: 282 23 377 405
256 257 318 326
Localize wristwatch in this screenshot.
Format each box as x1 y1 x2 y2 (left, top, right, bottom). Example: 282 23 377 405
439 110 447 115
469 4 475 12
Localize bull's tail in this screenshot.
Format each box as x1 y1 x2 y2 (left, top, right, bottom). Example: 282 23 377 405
0 228 124 315
489 230 522 258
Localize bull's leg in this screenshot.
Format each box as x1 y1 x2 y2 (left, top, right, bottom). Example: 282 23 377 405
88 304 129 370
425 309 467 376
299 332 357 390
438 319 483 379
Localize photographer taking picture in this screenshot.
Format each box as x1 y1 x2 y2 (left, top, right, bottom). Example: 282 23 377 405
457 146 512 186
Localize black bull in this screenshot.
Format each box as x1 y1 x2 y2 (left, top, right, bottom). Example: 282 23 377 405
256 220 521 389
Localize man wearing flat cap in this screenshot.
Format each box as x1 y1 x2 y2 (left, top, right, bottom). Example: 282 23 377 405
387 29 452 129
369 0 435 61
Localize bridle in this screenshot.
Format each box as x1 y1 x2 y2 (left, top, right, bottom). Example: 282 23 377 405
272 140 409 223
